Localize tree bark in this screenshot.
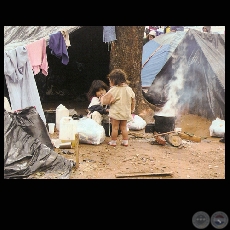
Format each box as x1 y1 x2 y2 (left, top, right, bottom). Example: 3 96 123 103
109 26 157 123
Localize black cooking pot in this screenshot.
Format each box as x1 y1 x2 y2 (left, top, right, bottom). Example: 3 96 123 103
44 110 56 123
154 115 176 133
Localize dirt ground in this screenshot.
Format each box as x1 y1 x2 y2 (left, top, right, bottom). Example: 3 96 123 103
44 101 225 179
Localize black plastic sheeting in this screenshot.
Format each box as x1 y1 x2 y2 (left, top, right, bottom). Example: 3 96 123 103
13 106 54 149
4 107 75 179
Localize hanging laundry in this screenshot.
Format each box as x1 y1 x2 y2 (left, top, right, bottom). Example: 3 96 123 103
61 30 71 49
103 26 117 51
26 38 49 76
49 31 69 65
4 46 46 124
103 26 116 42
4 97 12 112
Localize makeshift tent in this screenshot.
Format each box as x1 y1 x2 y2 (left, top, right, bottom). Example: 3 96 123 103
4 26 81 51
4 26 113 102
144 29 225 120
4 26 117 179
141 41 169 87
142 31 189 87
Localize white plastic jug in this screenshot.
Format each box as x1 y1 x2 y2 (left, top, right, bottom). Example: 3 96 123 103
59 116 76 147
72 119 79 134
56 104 69 131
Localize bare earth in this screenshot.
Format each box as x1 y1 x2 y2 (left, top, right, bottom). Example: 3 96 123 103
48 110 225 179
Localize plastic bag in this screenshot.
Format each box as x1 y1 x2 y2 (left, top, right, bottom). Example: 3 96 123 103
209 117 225 137
127 114 147 130
13 106 54 149
4 109 75 179
76 117 105 145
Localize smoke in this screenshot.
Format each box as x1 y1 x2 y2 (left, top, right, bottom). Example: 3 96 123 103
153 41 215 119
156 65 185 117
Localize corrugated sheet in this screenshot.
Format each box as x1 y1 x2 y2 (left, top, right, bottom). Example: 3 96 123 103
4 26 82 51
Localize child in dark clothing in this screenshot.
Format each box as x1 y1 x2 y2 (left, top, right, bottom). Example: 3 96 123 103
86 80 110 125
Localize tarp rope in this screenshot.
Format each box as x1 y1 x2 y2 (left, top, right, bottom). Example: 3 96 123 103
142 44 163 69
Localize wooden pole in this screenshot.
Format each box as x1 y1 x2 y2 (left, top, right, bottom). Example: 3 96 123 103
178 132 201 142
115 171 173 178
75 133 79 168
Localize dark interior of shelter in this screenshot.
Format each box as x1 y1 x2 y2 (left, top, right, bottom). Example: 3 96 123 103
4 26 110 112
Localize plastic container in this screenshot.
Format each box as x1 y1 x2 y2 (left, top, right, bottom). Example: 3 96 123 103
48 123 55 134
59 116 76 147
56 104 69 131
72 114 79 134
72 120 79 134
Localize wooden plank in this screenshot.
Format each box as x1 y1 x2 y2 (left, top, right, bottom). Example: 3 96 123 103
75 133 79 168
178 132 201 142
115 171 173 178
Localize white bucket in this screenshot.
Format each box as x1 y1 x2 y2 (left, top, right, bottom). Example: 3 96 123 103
56 104 69 131
59 116 76 147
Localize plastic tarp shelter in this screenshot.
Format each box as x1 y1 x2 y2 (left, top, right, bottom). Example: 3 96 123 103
144 29 225 120
141 40 170 87
4 26 81 51
141 31 187 87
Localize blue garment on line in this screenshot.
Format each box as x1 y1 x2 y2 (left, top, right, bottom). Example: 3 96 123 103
49 31 69 65
103 26 116 43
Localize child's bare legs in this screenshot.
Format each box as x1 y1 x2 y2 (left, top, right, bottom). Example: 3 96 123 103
108 119 129 146
108 118 119 146
119 120 128 139
111 118 120 140
119 120 129 146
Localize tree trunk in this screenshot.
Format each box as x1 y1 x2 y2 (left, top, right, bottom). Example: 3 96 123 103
109 26 157 123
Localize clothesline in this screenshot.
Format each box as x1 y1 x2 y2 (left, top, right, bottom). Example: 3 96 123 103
4 29 71 125
4 26 117 124
4 26 81 52
4 26 117 52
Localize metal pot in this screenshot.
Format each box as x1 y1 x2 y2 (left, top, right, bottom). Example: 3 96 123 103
44 110 56 124
154 115 176 133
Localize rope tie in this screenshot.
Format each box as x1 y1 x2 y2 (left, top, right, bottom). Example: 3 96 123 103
142 45 163 69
